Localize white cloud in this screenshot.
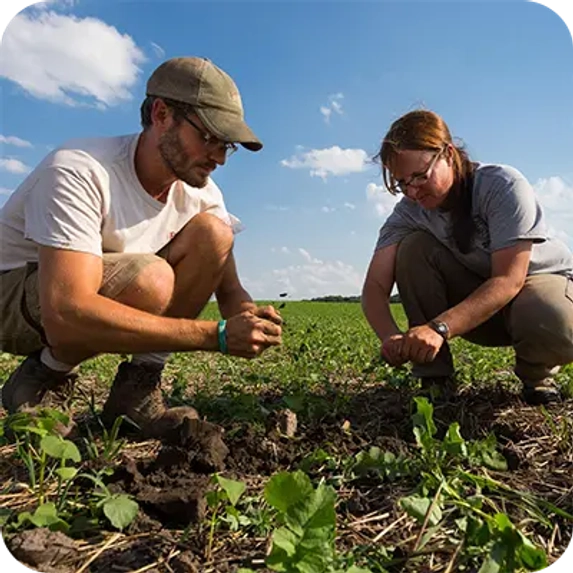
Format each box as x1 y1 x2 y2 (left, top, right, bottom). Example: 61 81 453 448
34 1 78 9
0 158 30 174
271 257 363 298
0 135 33 148
150 42 165 59
344 202 356 210
320 93 344 124
243 248 365 299
281 146 370 181
320 106 332 123
533 176 573 246
299 248 323 264
0 187 14 196
366 182 400 219
0 10 146 107
280 246 290 254
321 206 335 213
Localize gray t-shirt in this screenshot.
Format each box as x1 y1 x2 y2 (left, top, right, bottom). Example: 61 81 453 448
375 163 573 278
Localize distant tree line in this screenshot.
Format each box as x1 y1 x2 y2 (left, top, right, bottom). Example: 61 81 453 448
307 294 401 303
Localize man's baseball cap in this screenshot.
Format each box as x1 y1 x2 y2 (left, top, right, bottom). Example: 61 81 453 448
146 57 262 151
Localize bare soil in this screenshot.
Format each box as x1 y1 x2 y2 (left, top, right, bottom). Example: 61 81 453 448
2 381 573 573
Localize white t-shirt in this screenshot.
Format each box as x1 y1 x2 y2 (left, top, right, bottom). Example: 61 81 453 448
0 134 241 271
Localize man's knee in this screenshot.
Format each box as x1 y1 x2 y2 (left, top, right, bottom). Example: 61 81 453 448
167 213 234 266
103 256 175 315
188 213 234 245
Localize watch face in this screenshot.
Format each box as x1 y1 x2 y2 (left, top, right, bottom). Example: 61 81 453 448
431 321 448 338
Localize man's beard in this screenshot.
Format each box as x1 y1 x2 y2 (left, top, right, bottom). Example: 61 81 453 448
158 126 209 188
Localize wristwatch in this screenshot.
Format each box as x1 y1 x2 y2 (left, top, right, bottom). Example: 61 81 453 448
428 319 450 340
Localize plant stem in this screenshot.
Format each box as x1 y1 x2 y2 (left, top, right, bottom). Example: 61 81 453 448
206 502 220 561
38 450 47 504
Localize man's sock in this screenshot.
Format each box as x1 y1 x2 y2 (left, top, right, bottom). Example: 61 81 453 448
40 347 77 373
131 352 171 368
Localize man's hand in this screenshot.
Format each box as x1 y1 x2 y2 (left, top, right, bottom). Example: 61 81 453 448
251 305 283 325
225 310 282 358
381 333 408 366
400 325 444 364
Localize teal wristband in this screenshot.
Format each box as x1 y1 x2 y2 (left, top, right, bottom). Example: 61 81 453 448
217 320 228 354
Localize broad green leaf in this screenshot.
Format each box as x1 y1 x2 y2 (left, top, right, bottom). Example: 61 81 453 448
103 494 139 530
412 397 437 437
0 508 11 527
493 512 513 532
55 467 78 481
443 423 467 456
266 544 291 571
455 517 468 532
517 531 548 569
346 567 374 573
31 502 60 526
19 503 69 532
16 511 33 528
479 555 501 573
481 450 508 471
216 475 246 506
413 426 434 453
400 494 442 527
206 489 225 508
466 515 490 546
286 482 337 534
40 435 81 462
271 526 298 557
479 541 507 573
295 549 333 573
265 471 313 513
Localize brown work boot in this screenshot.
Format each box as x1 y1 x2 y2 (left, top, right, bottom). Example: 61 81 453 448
1 351 77 438
521 378 562 406
1 350 77 414
101 361 199 441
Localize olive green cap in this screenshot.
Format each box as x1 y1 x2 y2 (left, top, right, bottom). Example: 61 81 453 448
146 57 262 151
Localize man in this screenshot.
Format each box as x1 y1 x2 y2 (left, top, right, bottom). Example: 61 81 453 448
0 57 282 438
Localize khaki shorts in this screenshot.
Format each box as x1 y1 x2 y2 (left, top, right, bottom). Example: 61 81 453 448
0 253 163 356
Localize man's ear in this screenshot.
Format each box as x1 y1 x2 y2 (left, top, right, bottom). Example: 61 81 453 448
151 98 172 128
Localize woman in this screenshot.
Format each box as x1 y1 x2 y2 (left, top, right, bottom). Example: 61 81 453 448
362 110 573 405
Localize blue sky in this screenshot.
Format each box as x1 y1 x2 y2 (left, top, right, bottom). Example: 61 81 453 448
1 0 572 301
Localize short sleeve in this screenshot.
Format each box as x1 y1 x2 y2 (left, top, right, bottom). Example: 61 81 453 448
199 179 244 235
479 167 547 252
375 200 421 251
24 165 104 257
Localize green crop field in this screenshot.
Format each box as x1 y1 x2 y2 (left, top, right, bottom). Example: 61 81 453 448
1 301 572 572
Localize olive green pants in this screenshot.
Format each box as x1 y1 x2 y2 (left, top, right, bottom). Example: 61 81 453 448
395 232 573 382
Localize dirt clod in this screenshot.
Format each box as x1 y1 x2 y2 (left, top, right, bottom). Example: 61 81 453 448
7 528 76 572
171 550 201 572
108 423 228 528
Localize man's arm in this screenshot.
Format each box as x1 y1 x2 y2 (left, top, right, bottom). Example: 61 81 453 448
215 251 256 318
40 246 217 354
215 251 283 326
